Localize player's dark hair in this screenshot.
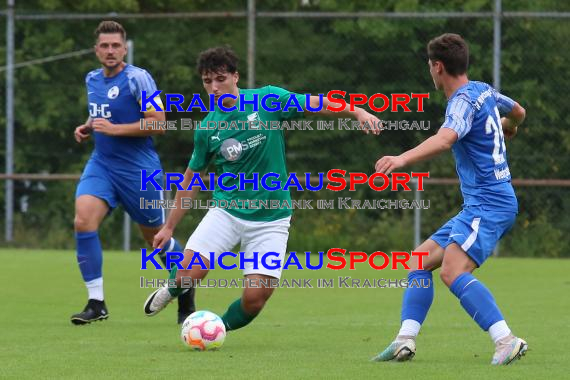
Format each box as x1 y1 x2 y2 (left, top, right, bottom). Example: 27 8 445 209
427 33 469 76
94 21 126 42
197 46 239 75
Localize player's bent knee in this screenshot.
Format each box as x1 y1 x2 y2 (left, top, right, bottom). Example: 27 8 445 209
176 261 209 282
439 268 461 288
406 259 438 273
74 196 108 232
406 240 444 272
241 295 268 315
177 268 208 281
177 269 192 278
74 214 96 232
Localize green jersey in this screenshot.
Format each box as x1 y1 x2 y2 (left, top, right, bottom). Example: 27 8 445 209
188 85 306 221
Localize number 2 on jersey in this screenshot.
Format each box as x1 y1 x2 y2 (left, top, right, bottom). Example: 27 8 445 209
485 106 506 165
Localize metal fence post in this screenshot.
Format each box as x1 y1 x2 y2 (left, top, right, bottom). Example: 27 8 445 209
413 178 421 248
5 0 15 242
123 39 134 252
493 0 502 92
247 0 256 88
493 0 502 256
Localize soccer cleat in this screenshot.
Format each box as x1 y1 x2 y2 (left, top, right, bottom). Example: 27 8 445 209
144 285 175 316
71 299 109 325
371 338 416 362
177 287 196 324
491 335 528 365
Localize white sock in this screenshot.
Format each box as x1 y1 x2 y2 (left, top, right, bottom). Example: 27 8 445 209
489 320 511 343
85 278 104 301
398 319 421 338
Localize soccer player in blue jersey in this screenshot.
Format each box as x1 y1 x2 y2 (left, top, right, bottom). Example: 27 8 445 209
71 21 194 325
372 34 527 365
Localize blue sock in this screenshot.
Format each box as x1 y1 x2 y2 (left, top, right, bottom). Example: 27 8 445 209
75 231 103 282
401 270 434 324
449 272 504 331
171 238 184 253
158 238 184 270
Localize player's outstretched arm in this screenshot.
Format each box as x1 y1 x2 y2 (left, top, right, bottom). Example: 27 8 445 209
153 168 203 249
501 101 526 139
91 110 167 137
375 128 457 174
305 95 381 135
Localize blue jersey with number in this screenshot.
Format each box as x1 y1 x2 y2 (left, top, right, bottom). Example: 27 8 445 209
441 81 517 211
85 64 162 171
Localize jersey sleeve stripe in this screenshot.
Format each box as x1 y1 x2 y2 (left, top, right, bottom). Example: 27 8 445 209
442 97 474 140
456 101 468 120
142 72 154 93
496 93 515 116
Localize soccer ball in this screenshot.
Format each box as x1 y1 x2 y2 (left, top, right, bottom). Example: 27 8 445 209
180 310 226 351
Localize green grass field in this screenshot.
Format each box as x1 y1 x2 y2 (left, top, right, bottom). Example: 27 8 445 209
1 249 568 379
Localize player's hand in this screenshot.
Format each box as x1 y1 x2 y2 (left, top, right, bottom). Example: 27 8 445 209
153 226 173 250
355 108 382 135
501 117 518 140
92 118 117 136
375 155 406 175
503 125 517 139
74 123 93 143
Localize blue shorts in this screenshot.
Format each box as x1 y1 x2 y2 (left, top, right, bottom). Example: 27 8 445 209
430 205 516 267
75 158 165 227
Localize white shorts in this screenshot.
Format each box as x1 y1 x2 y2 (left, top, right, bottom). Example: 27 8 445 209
186 208 291 279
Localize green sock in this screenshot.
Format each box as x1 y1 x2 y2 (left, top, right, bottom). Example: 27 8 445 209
167 266 185 297
222 298 258 331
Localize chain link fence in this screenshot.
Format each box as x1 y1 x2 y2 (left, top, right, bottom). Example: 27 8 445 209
1 2 569 256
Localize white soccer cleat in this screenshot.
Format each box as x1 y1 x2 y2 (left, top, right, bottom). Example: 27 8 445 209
371 338 416 362
144 286 175 316
491 335 528 365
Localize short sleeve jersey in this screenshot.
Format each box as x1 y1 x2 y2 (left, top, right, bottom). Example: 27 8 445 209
441 81 518 211
85 64 162 172
189 86 306 221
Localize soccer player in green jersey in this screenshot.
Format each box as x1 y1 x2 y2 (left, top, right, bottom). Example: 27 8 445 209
144 46 380 332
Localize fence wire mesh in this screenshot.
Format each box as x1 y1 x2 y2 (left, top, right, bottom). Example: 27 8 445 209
0 3 568 256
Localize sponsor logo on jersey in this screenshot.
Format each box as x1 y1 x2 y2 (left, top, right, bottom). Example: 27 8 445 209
494 167 511 180
89 102 111 118
107 86 120 99
211 132 221 142
220 138 243 161
247 112 260 126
